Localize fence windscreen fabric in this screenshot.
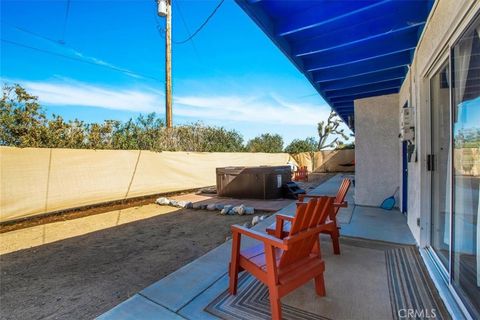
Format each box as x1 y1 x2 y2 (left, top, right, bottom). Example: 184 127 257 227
291 150 355 173
0 147 294 223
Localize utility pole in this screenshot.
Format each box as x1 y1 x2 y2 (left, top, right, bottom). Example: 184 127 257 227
158 0 172 128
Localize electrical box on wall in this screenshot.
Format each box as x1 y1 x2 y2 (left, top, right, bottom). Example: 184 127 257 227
400 107 415 141
401 127 415 141
400 107 415 128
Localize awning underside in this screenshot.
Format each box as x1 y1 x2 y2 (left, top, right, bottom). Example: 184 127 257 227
235 0 434 128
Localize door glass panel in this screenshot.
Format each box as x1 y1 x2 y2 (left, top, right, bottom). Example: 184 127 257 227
452 19 480 316
430 61 451 269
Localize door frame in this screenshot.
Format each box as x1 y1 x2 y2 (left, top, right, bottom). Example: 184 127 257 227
401 101 409 215
417 4 480 319
401 140 408 214
424 54 452 281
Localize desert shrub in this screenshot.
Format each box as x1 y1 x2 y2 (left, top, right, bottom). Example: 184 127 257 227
1 84 352 154
246 133 284 153
0 84 245 152
1 84 48 147
284 137 317 154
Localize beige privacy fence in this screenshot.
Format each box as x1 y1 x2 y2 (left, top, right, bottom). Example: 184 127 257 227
291 150 355 173
0 147 295 223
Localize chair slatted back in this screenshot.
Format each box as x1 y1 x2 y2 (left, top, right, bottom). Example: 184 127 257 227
333 178 351 216
293 166 308 181
279 197 333 268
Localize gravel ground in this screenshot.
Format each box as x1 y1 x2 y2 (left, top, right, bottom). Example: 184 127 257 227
0 173 333 320
0 207 256 320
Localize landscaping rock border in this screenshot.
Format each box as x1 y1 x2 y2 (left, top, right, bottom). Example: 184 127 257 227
155 197 255 215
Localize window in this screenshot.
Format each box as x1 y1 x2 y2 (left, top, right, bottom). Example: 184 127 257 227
452 17 480 317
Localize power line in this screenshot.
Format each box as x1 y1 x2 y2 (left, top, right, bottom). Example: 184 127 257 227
59 0 72 44
174 0 200 59
5 23 60 45
1 39 163 82
172 0 225 44
2 22 163 82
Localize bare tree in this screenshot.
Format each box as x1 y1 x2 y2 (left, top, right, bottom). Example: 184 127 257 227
317 110 349 150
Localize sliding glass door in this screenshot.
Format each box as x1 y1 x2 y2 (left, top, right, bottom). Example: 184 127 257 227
429 17 479 318
452 19 480 317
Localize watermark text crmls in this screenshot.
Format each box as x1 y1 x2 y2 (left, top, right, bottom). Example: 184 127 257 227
398 309 437 318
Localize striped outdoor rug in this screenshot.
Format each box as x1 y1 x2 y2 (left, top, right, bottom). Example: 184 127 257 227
206 273 329 320
385 246 450 320
205 239 450 320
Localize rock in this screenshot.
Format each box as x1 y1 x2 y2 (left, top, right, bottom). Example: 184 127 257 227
221 205 233 215
193 203 207 210
177 201 193 209
155 197 170 205
176 201 186 207
215 204 225 211
207 204 217 211
169 200 179 207
197 186 217 194
232 205 246 215
251 216 260 226
244 207 255 215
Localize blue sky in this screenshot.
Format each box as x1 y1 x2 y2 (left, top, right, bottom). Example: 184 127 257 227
1 0 351 145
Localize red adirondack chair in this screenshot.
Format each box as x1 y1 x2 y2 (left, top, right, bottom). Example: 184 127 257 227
229 197 334 320
293 166 308 181
266 177 351 254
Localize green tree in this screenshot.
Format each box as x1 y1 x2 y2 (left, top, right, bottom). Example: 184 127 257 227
284 137 317 154
246 133 284 153
198 126 244 152
44 115 71 148
0 84 288 154
86 120 116 149
66 119 87 148
317 110 349 150
1 84 48 147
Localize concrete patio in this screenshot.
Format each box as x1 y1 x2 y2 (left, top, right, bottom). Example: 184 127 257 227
99 174 429 320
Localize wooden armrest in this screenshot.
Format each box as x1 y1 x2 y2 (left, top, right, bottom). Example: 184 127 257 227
298 194 335 202
231 225 288 250
276 214 294 222
334 201 348 208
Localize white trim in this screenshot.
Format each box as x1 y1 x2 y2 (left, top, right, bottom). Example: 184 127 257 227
420 248 474 320
419 74 431 248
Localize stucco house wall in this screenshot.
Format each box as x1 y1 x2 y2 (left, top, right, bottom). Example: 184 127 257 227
354 93 400 207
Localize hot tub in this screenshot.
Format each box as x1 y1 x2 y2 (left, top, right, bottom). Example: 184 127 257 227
216 166 292 199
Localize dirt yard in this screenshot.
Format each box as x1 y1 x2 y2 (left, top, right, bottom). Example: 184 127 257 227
0 173 333 320
0 207 256 320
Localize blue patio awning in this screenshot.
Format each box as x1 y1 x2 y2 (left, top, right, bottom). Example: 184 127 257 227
235 0 434 128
